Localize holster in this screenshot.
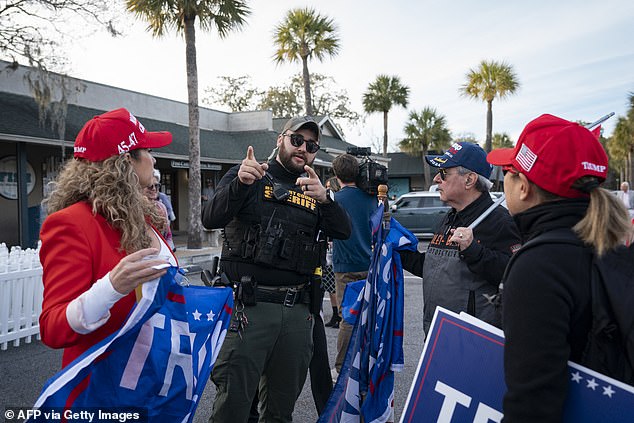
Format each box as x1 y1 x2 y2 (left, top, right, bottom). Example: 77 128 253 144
237 276 258 306
309 276 324 315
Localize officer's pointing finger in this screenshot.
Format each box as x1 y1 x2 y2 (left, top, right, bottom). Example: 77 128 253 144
246 146 256 161
303 165 319 180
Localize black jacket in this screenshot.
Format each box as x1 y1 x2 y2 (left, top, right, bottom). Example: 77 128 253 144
400 192 520 330
502 199 593 423
202 159 351 286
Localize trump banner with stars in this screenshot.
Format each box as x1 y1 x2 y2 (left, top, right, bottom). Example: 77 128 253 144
400 307 634 423
320 203 419 423
29 266 233 422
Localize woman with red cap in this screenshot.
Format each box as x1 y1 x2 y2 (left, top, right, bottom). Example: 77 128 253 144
39 108 176 368
487 114 632 422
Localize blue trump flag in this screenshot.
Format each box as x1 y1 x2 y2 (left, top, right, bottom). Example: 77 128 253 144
320 203 418 423
400 308 634 423
29 266 233 422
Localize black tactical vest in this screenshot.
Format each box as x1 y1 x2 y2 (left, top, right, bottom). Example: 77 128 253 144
222 180 322 276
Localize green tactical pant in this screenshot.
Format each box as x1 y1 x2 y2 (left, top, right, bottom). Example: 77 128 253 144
209 301 314 423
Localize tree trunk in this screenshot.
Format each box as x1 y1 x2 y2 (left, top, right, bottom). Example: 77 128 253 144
57 96 68 160
422 147 431 190
382 110 388 157
58 103 67 159
625 150 634 184
302 56 313 116
485 100 493 152
184 16 202 249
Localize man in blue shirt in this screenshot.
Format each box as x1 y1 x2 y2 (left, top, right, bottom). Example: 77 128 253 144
153 169 176 222
331 153 378 376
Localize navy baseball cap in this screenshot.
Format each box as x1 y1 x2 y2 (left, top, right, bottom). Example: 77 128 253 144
426 142 492 178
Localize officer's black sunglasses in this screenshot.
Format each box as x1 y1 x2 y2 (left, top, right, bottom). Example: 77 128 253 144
285 133 320 154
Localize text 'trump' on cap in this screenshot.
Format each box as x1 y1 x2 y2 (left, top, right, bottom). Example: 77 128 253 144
486 114 608 198
425 142 492 179
74 108 172 162
282 116 321 141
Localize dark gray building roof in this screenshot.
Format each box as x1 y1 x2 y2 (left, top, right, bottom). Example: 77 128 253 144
0 93 358 166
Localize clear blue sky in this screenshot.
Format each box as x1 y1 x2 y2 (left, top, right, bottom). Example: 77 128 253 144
63 0 634 152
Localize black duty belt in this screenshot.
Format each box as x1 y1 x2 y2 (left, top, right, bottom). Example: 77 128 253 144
256 284 310 307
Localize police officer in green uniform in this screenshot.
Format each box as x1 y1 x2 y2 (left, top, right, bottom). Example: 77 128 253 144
202 116 351 423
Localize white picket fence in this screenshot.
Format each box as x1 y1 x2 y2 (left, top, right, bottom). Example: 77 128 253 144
0 243 44 350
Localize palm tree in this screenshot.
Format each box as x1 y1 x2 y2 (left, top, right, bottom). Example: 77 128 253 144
363 75 410 157
399 107 451 189
628 93 634 181
460 60 519 152
272 8 340 116
492 132 514 149
608 94 634 183
609 117 634 183
126 0 250 249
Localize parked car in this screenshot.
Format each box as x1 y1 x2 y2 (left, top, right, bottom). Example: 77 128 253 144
391 191 507 239
390 191 450 239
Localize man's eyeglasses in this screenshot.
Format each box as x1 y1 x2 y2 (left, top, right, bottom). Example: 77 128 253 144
502 165 519 176
285 133 320 154
146 183 161 191
438 168 460 181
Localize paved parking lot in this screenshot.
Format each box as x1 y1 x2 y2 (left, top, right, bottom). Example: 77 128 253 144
0 272 424 422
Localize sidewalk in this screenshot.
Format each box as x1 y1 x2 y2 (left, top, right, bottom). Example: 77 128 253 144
172 231 221 269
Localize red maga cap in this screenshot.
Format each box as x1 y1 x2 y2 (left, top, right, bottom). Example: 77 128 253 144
74 108 172 162
487 114 608 198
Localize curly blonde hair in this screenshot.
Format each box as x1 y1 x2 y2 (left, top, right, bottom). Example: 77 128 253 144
44 153 165 253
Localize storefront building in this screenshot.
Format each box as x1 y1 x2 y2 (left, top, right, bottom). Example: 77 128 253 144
0 60 364 247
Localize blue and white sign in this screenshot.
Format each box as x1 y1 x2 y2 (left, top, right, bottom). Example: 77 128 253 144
28 267 233 423
319 204 418 423
401 308 634 423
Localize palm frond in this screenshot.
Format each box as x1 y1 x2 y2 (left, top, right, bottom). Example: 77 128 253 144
272 7 340 64
126 0 250 37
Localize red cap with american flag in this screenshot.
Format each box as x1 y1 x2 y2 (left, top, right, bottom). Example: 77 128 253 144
486 114 608 198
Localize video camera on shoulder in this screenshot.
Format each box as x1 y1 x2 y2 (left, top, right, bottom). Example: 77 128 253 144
346 147 389 195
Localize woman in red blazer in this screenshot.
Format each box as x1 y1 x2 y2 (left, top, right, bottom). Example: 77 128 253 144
39 108 176 367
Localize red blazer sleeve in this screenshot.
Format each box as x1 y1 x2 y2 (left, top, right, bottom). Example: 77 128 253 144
39 203 134 366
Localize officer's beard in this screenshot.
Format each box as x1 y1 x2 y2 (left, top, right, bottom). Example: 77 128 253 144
277 141 314 174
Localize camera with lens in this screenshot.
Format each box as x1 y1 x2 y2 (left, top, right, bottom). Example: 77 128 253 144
346 147 389 195
346 147 372 156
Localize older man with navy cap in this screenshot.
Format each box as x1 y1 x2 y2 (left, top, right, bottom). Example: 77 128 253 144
400 142 521 334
